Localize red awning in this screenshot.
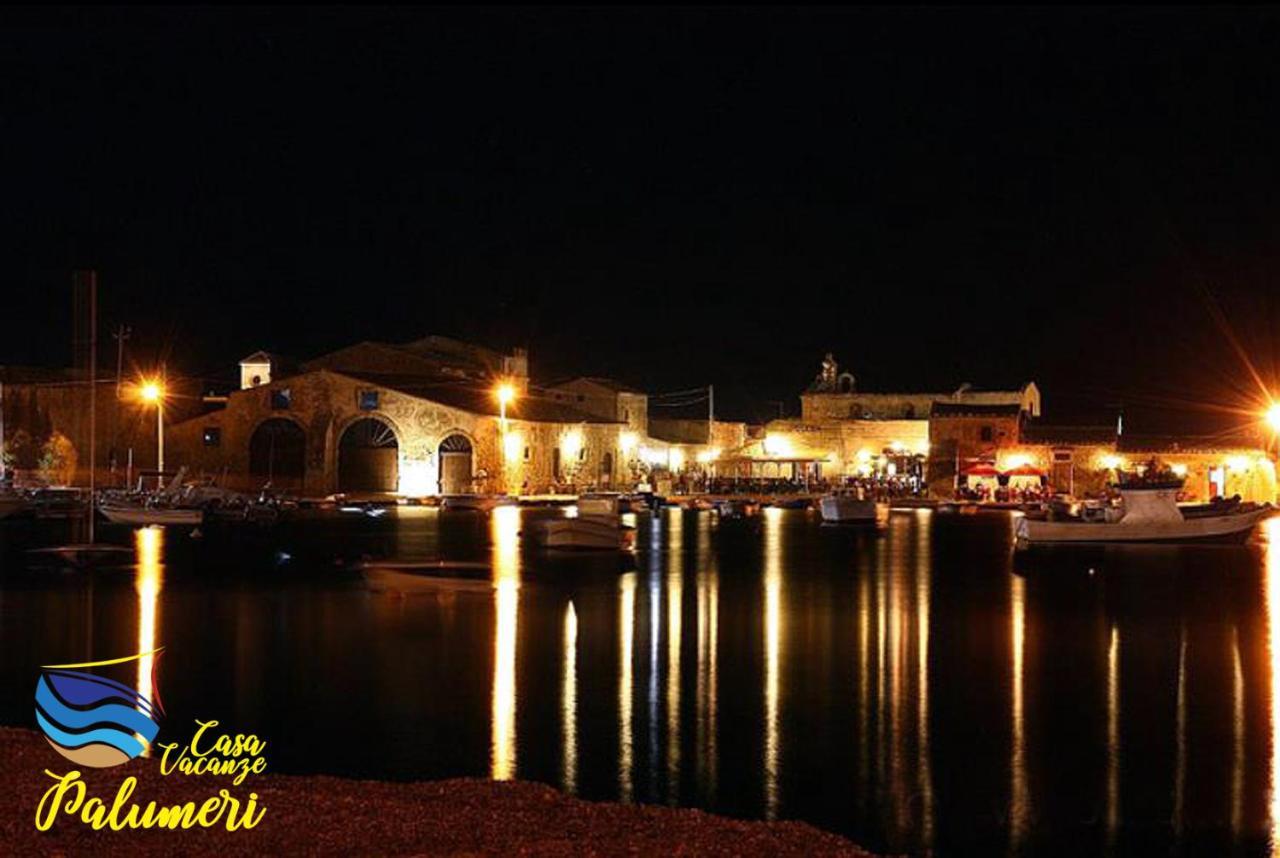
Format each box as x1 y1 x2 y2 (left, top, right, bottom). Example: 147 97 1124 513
1004 464 1046 477
962 464 1001 477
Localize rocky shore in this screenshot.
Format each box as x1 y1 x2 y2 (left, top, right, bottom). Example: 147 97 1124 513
1 727 876 856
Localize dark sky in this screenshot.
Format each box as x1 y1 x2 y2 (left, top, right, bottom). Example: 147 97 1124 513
5 7 1280 428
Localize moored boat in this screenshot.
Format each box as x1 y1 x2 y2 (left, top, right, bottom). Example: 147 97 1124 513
98 501 204 526
819 491 886 524
1015 480 1271 549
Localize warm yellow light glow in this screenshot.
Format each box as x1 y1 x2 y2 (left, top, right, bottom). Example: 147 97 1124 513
618 572 636 801
495 382 517 407
1267 403 1280 432
619 431 638 455
1004 453 1031 470
1170 463 1188 477
561 428 584 461
134 526 164 756
695 447 721 464
398 458 435 496
763 434 794 457
641 446 668 467
1101 454 1124 470
138 380 164 403
856 447 872 462
1227 455 1251 472
669 448 685 472
888 440 905 452
490 505 520 781
562 601 578 795
763 506 783 820
503 429 524 463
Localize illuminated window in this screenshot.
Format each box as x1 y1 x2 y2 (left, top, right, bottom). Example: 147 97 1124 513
202 427 221 447
358 390 379 411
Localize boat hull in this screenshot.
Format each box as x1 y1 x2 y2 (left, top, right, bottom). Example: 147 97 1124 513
1015 506 1271 549
819 496 882 524
99 505 204 526
526 517 634 551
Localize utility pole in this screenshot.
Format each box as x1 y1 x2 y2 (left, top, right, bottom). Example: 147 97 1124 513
708 384 714 444
112 324 131 397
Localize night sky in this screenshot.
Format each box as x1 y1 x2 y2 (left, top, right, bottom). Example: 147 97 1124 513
5 7 1280 429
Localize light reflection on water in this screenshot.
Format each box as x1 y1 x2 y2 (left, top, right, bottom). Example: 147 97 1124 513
4 506 1280 855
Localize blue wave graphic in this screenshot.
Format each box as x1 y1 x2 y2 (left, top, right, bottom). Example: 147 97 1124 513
34 711 146 758
34 669 159 762
35 678 158 737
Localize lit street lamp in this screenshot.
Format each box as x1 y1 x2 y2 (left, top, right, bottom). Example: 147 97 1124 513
496 382 516 432
1267 403 1280 434
139 379 165 485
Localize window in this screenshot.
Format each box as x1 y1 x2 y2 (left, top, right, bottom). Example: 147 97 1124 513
270 388 292 410
250 374 262 387
980 425 994 442
358 390 379 411
203 427 221 447
523 446 531 462
1052 450 1072 463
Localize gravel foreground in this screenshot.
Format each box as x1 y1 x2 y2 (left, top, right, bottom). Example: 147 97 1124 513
0 727 878 856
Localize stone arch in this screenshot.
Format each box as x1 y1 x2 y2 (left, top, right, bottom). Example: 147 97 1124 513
599 451 614 486
438 432 474 495
338 416 399 493
837 372 856 393
249 417 307 489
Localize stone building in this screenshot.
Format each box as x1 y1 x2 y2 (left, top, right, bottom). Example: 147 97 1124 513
165 337 630 497
724 354 1038 485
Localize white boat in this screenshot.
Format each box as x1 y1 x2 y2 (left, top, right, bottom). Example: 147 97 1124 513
1015 482 1271 549
440 494 517 512
98 502 204 526
528 494 635 550
819 492 886 524
526 516 636 551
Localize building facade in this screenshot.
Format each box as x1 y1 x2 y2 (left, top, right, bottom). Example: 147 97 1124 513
165 338 629 496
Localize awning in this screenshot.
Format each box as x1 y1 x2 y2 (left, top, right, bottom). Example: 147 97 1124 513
961 464 1001 477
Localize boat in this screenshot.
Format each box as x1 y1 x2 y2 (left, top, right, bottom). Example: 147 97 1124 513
819 491 886 524
526 494 636 550
440 494 518 512
714 498 761 519
526 516 636 551
1014 479 1271 549
98 501 204 526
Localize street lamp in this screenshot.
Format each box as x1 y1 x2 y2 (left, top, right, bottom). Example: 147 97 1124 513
1267 403 1280 433
138 379 165 485
495 383 516 431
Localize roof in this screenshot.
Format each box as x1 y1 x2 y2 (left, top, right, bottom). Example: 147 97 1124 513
1019 423 1117 445
327 370 620 424
930 401 1024 417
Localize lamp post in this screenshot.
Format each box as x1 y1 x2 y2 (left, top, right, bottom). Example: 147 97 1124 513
139 380 165 486
495 382 517 493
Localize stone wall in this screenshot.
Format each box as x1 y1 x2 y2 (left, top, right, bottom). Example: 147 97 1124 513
166 369 625 496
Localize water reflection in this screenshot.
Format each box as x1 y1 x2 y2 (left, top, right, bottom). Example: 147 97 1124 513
1010 572 1028 849
619 570 636 801
762 507 783 820
490 505 520 780
563 601 578 794
6 506 1280 856
134 526 164 756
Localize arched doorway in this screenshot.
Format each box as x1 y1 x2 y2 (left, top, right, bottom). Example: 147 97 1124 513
249 419 306 488
438 434 473 495
599 451 613 487
338 418 399 493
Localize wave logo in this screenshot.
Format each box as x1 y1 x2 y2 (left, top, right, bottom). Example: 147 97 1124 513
34 648 164 768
